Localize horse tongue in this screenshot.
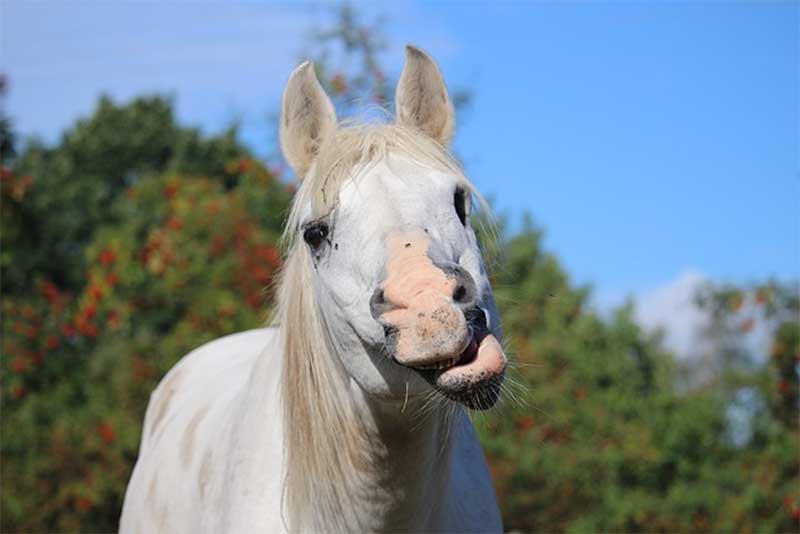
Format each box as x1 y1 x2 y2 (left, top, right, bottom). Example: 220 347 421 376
475 335 507 374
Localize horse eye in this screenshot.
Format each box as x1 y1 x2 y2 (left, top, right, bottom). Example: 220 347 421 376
454 187 469 226
303 223 329 249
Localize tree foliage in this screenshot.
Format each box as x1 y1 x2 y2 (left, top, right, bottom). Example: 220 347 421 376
477 229 799 531
2 96 248 294
2 138 289 530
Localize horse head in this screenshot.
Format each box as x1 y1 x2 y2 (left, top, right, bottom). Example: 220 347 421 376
279 45 506 411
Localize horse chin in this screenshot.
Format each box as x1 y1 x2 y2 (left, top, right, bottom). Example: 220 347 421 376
406 334 507 411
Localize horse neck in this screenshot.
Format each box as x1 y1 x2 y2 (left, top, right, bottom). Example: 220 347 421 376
349 382 460 530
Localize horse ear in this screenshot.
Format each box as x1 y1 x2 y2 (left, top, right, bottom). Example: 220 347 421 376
280 61 337 177
395 45 455 146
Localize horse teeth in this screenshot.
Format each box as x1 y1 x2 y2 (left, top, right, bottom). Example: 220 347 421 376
416 358 456 371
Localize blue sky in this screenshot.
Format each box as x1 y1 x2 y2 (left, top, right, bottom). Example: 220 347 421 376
3 1 797 309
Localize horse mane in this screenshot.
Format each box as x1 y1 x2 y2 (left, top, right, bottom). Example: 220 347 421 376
272 123 489 532
273 242 375 532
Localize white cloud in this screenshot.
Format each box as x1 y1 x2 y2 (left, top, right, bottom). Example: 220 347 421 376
633 269 710 360
630 270 774 367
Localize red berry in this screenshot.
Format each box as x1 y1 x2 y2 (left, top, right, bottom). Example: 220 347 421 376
99 249 116 266
42 281 60 302
10 356 27 373
167 217 183 231
88 285 104 301
516 416 535 432
98 422 115 444
45 335 59 350
84 303 97 320
75 496 92 512
164 184 178 200
238 158 252 173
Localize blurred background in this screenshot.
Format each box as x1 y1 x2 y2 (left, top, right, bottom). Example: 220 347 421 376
1 1 797 532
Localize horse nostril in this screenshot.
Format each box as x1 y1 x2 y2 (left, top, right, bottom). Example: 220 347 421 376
453 284 467 303
448 265 477 308
370 288 391 320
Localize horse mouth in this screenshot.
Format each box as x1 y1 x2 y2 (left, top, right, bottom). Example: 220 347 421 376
390 308 507 410
413 330 480 371
414 331 505 410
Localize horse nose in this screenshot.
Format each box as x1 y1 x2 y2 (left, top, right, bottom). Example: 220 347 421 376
370 263 477 321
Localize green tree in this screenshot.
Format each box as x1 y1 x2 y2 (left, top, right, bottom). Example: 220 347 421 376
477 229 800 532
3 95 249 294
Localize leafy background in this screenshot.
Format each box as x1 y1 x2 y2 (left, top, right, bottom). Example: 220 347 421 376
1 6 798 533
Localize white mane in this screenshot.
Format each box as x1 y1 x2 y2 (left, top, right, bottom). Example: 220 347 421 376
273 242 373 531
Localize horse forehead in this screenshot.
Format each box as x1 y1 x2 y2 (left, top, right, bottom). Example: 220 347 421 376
338 157 452 224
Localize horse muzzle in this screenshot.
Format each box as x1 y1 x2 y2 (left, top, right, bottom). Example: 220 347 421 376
383 306 507 410
371 229 506 409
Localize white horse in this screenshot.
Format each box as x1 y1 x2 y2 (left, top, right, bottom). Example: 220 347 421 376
119 45 507 534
